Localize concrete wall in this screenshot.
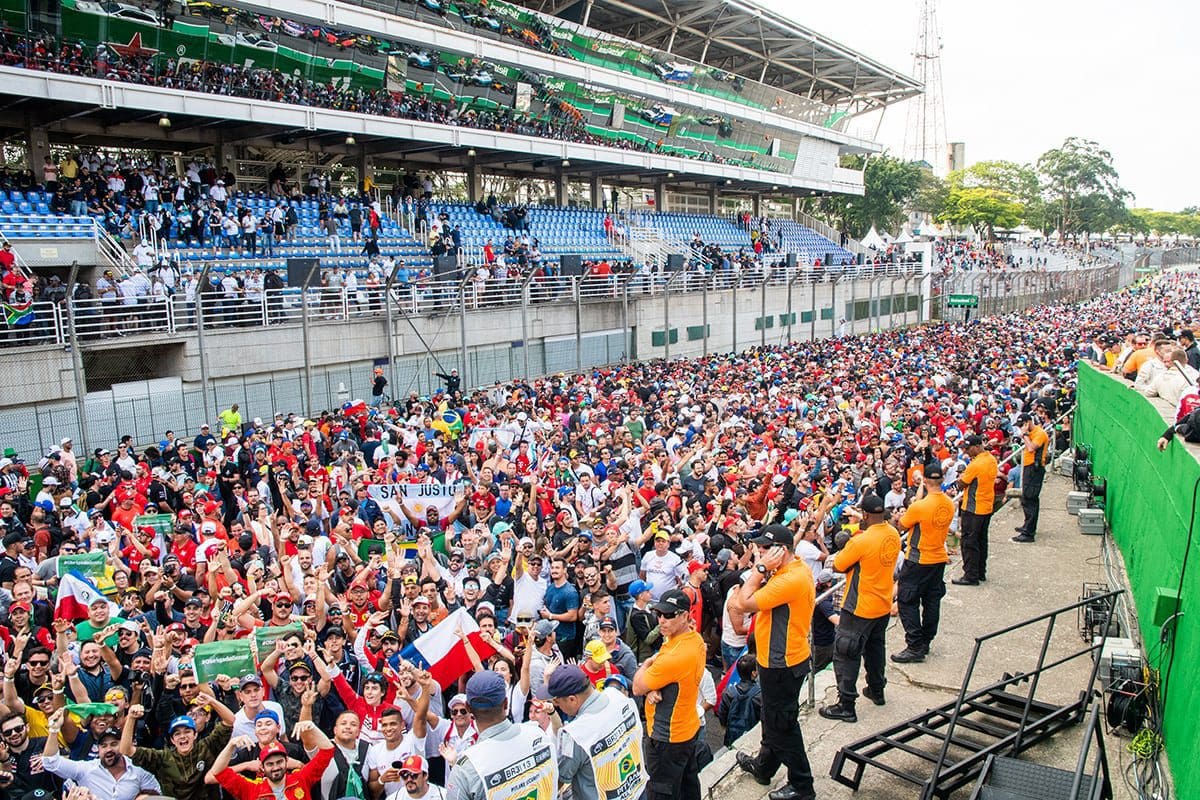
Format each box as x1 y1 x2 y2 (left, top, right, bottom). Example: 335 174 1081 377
0 276 924 455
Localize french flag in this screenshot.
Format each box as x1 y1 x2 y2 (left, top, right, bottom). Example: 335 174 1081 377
56 572 121 621
395 607 498 689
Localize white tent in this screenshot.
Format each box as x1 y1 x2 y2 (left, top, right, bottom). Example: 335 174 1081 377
860 226 889 250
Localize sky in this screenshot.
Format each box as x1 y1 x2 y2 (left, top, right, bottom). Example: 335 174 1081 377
758 0 1198 211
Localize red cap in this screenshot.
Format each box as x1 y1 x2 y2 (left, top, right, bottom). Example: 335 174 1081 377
687 561 709 575
259 742 288 762
177 509 193 519
139 526 156 536
182 637 200 649
166 622 185 634
203 501 220 515
398 754 428 774
275 593 293 603
10 601 31 613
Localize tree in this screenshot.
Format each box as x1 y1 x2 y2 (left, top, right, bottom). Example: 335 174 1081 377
938 186 1024 240
816 154 923 238
1036 137 1131 238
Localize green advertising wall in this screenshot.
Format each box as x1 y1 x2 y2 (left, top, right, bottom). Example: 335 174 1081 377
1075 362 1198 794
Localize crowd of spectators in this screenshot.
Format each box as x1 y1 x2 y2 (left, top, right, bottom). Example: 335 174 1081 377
0 256 1194 798
0 31 773 176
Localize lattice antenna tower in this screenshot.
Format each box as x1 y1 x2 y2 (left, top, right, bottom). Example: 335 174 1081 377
902 0 949 175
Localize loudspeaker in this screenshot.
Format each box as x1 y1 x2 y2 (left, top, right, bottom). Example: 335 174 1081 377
286 258 319 287
559 254 584 277
434 255 457 277
856 252 865 265
666 253 685 271
786 253 797 268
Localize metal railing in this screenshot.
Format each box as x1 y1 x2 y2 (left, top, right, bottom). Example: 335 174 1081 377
93 218 136 277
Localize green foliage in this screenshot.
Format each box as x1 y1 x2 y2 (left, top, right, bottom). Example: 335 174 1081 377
1129 208 1200 237
817 154 923 238
1036 137 1131 236
938 185 1024 239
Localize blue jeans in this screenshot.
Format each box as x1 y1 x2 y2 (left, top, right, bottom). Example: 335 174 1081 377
613 596 633 633
722 642 745 672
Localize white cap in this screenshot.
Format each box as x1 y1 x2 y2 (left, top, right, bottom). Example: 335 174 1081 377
60 437 72 445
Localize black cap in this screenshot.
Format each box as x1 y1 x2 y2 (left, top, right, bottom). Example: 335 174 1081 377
652 589 691 615
861 494 886 514
96 727 122 743
924 461 944 480
963 434 984 448
750 524 793 547
1016 413 1033 426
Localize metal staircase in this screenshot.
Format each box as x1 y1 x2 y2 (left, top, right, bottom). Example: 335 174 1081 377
829 589 1121 800
93 219 136 277
969 703 1111 800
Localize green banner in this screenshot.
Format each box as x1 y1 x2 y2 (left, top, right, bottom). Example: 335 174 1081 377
65 702 118 718
253 623 303 653
134 513 176 537
57 551 107 579
193 639 258 684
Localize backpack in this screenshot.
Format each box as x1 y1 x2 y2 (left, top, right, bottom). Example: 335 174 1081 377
327 740 371 800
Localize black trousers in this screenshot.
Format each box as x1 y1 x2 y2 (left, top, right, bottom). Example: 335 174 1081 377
832 610 889 706
1018 465 1046 537
645 735 701 800
897 562 946 653
747 663 816 796
960 510 992 580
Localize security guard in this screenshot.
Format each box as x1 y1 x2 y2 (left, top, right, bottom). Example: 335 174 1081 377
954 435 998 585
445 671 558 800
549 664 648 800
730 524 817 800
820 494 901 723
892 462 954 663
1012 413 1050 543
632 589 706 800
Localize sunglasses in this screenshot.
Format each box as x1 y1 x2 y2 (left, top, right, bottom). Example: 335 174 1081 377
400 771 420 780
450 708 471 716
1 725 25 736
274 602 292 608
180 682 198 690
28 660 49 667
654 610 683 620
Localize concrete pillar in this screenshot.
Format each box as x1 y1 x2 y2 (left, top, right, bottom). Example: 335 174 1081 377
752 193 762 217
654 182 667 213
467 162 482 204
590 176 603 210
25 124 48 174
555 170 569 207
708 185 720 214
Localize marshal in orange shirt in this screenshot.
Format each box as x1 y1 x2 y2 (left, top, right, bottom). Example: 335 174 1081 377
641 629 706 743
751 558 815 669
899 492 954 565
959 450 999 515
834 522 901 619
1022 425 1050 467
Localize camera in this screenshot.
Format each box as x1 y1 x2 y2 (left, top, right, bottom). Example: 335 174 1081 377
128 669 148 685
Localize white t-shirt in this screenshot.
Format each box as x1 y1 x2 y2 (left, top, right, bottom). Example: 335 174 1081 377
640 551 684 600
512 573 547 617
720 586 750 649
365 732 426 797
795 540 823 578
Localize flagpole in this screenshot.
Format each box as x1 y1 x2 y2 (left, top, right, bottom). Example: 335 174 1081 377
65 261 90 457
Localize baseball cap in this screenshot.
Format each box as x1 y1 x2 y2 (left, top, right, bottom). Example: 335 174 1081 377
963 434 984 447
240 674 264 690
583 640 611 664
653 529 670 541
628 580 651 597
1016 413 1033 425
465 670 507 710
259 742 288 762
924 461 945 480
253 708 279 725
168 715 196 734
96 728 122 743
9 601 31 614
598 616 618 630
749 524 793 547
447 693 469 709
532 619 558 638
652 589 691 616
687 560 709 575
394 754 428 774
547 664 590 698
861 494 886 514
286 660 312 675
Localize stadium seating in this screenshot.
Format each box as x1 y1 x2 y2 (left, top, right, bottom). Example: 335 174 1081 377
428 202 625 264
772 219 855 265
644 212 753 251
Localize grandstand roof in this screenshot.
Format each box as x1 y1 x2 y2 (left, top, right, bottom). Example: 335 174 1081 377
518 0 922 113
